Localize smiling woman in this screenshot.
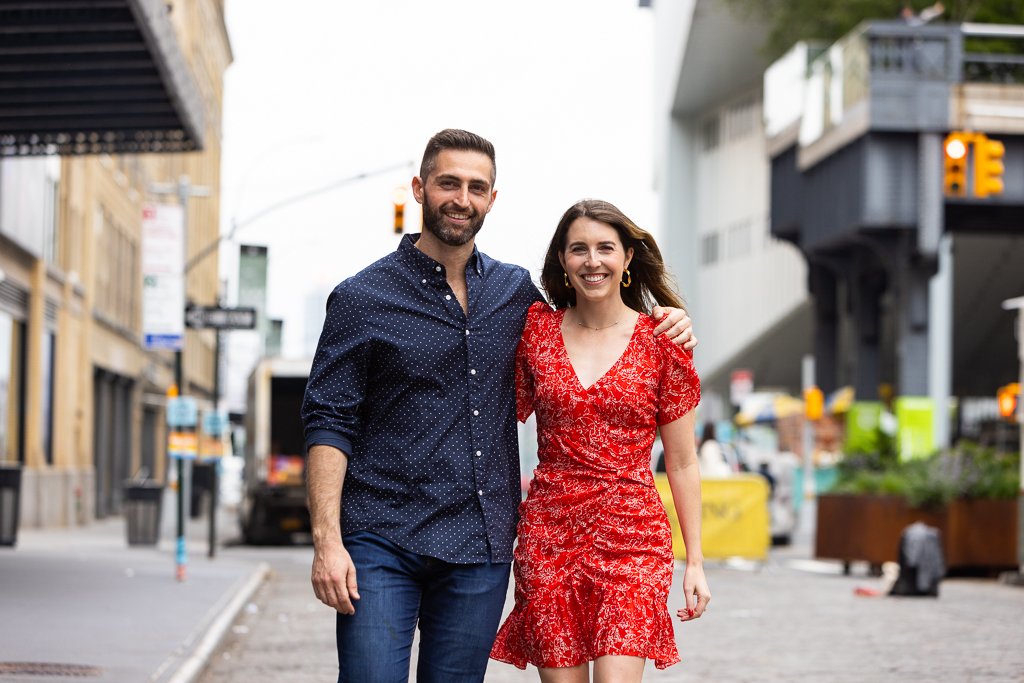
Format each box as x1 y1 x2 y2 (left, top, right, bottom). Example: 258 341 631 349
490 199 707 680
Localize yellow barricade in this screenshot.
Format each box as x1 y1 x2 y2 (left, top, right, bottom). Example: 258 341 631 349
654 473 770 561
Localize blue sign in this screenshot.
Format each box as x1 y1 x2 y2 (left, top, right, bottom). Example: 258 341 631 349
167 397 198 428
144 333 184 351
202 411 227 437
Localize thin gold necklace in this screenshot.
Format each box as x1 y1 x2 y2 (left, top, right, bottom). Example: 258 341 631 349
572 310 620 331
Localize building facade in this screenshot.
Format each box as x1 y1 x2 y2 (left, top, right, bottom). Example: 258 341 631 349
651 0 811 418
650 2 1024 447
0 0 232 528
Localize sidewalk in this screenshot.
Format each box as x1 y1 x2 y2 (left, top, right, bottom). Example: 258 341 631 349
0 491 266 683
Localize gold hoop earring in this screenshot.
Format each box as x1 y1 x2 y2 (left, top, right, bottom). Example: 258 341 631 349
621 269 631 288
564 272 573 289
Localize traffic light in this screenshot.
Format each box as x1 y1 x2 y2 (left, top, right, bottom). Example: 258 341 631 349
943 133 969 197
393 186 407 234
804 385 824 421
997 383 1019 422
973 133 1005 198
394 202 405 234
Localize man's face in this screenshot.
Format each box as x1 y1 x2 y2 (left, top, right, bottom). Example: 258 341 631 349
413 149 496 247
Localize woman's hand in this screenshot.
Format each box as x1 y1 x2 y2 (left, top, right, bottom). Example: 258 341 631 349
677 561 710 622
651 306 698 351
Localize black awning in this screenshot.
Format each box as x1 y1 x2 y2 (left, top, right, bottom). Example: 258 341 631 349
0 0 205 156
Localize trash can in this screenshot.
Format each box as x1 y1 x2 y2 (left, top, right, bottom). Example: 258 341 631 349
190 462 215 518
0 463 22 547
124 482 163 546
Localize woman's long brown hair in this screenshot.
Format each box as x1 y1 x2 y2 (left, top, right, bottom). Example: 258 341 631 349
540 199 684 312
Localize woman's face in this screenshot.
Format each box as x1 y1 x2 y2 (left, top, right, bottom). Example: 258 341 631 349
558 217 633 304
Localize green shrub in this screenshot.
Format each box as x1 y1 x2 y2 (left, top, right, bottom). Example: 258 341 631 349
833 441 1020 508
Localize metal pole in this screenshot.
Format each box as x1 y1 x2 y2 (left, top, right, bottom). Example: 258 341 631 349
802 356 816 499
923 129 952 452
208 324 221 559
1000 296 1024 578
150 174 210 582
1017 309 1023 574
174 353 186 582
798 355 817 547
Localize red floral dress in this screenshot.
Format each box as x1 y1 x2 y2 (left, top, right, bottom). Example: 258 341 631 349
490 301 700 670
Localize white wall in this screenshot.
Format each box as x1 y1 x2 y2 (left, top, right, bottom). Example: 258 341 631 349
692 93 807 376
0 156 60 260
652 3 808 392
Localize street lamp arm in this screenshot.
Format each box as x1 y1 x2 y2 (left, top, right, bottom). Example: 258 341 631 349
184 160 415 274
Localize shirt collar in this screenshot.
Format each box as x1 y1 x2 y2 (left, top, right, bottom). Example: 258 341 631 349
398 233 484 277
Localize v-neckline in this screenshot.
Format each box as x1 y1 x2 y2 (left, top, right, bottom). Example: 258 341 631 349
556 308 642 393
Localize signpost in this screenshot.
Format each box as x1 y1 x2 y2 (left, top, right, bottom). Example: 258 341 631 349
185 305 256 331
181 303 252 559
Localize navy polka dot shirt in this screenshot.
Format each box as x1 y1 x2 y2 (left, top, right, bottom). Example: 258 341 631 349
302 234 543 563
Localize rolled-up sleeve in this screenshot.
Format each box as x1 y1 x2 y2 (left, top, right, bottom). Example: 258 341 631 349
301 282 369 456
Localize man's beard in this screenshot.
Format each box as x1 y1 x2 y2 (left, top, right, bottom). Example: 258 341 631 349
421 191 486 247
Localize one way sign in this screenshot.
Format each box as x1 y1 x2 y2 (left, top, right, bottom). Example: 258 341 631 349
185 305 257 330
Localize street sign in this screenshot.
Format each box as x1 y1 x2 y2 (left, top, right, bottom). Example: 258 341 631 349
168 431 198 459
167 396 198 428
185 305 257 330
202 411 227 437
142 203 185 350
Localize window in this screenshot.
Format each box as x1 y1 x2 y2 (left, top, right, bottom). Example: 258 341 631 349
0 312 11 460
725 96 757 141
700 232 720 266
700 116 720 153
39 331 55 465
728 221 752 259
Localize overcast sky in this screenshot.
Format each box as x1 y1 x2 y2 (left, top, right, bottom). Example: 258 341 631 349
218 0 659 405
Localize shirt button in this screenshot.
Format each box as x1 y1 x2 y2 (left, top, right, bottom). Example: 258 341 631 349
478 490 483 496
445 294 452 301
475 450 482 457
470 369 477 375
465 329 470 336
473 409 479 416
435 266 442 272
421 279 426 284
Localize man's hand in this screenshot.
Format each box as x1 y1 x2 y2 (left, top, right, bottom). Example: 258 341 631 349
311 541 360 615
652 306 698 351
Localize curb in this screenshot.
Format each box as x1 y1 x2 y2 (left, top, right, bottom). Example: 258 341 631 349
162 561 270 683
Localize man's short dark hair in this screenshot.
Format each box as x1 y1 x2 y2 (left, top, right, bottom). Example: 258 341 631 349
420 129 496 185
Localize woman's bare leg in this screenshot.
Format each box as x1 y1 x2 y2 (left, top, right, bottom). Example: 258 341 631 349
593 655 645 683
539 663 589 683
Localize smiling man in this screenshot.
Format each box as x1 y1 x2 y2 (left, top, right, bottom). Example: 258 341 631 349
301 129 696 683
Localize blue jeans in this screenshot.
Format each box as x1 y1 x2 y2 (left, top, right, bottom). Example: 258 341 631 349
335 531 511 683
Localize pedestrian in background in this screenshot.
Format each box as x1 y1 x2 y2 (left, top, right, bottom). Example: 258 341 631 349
490 199 709 682
301 131 698 683
698 421 732 478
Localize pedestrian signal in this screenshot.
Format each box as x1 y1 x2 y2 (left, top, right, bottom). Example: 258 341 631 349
997 383 1019 422
943 133 969 197
973 134 1005 198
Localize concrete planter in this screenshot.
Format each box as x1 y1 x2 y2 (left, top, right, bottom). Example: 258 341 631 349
815 493 1018 571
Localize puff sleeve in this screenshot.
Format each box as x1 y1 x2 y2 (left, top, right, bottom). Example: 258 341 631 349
655 335 701 425
515 301 549 422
